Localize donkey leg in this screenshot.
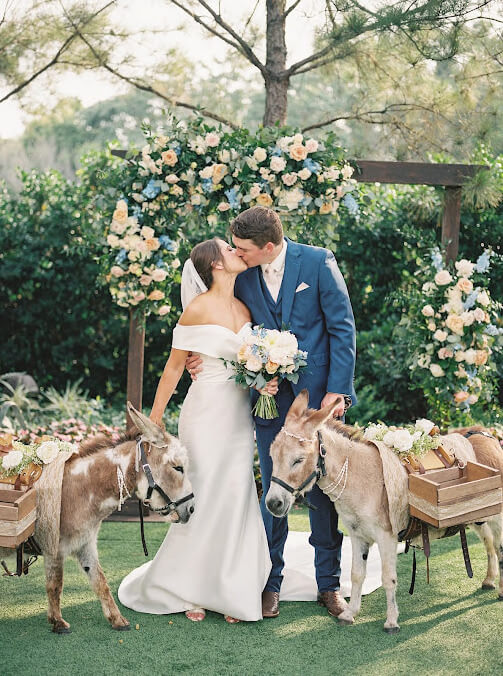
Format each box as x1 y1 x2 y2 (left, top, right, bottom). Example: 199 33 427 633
376 532 400 633
76 539 130 630
472 522 498 589
45 555 71 634
338 535 369 626
487 514 503 599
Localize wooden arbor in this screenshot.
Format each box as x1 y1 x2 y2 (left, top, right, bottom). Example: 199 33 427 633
115 156 484 418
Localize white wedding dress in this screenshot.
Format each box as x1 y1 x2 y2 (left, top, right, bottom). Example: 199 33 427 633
118 322 272 621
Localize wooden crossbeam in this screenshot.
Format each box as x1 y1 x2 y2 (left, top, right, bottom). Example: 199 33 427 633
354 160 482 187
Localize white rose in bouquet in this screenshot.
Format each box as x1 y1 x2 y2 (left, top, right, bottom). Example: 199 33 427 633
36 440 60 464
415 418 435 435
245 355 263 372
391 429 414 453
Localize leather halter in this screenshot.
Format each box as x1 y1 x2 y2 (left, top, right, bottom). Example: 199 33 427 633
270 430 327 511
137 438 194 516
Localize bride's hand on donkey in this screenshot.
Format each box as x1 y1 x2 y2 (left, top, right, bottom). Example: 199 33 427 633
186 352 203 380
259 377 279 396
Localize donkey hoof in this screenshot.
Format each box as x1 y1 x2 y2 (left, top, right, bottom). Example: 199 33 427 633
481 583 496 590
498 595 503 602
52 623 71 634
113 620 131 631
384 625 400 634
337 611 354 626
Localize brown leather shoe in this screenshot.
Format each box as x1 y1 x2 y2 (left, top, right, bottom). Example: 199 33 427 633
317 591 348 618
262 591 280 618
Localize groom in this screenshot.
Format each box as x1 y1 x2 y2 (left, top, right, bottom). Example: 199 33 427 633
230 206 357 619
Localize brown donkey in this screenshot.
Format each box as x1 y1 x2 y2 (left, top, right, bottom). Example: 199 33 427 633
2 404 194 633
265 390 503 633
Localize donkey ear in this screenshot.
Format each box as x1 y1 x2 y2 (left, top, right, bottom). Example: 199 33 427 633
127 402 167 444
285 389 309 421
305 395 344 431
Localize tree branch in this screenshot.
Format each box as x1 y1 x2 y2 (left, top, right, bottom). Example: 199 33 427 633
0 0 116 104
169 0 266 75
73 27 237 128
284 0 302 19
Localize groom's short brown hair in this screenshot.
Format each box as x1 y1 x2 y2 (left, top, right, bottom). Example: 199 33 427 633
230 206 283 248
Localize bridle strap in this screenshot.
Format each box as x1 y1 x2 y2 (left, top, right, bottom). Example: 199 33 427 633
270 429 328 511
138 439 194 513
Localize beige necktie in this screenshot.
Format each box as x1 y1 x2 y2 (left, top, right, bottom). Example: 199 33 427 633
264 265 281 302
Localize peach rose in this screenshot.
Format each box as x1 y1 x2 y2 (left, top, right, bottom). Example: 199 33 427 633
319 202 333 215
113 200 128 223
305 139 319 153
265 361 279 375
161 149 178 166
145 238 161 251
445 314 464 335
473 307 486 322
438 347 454 360
282 173 297 186
270 156 286 172
298 168 312 180
205 132 220 147
253 147 267 163
158 305 171 316
151 268 168 282
422 305 434 317
454 391 470 403
467 394 479 405
110 266 125 278
256 193 273 207
474 350 488 366
166 174 179 184
454 350 466 362
217 202 231 211
289 144 308 161
434 270 452 285
430 364 445 377
139 274 152 286
249 184 261 199
433 329 448 341
457 277 473 294
148 289 165 301
212 163 228 184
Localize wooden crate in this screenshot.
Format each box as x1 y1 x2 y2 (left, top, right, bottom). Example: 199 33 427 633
0 485 37 548
408 462 502 528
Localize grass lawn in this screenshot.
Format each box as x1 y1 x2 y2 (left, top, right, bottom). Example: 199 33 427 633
1 508 502 676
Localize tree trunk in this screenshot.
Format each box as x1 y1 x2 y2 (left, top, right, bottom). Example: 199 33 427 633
263 0 289 126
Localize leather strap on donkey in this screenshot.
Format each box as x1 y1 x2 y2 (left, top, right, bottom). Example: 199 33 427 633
270 430 328 511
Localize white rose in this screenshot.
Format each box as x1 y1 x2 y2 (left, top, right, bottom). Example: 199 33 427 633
141 226 155 240
415 419 435 435
341 164 354 179
455 259 475 277
253 147 267 163
464 349 476 365
421 305 435 317
205 132 220 147
36 440 60 464
392 429 414 453
434 270 452 285
199 166 213 179
151 268 168 282
417 354 431 368
218 149 230 163
270 156 287 173
305 139 319 153
2 450 24 470
245 355 263 372
433 329 448 342
298 168 312 181
107 234 120 248
430 364 445 377
477 290 490 307
422 282 437 294
382 431 396 447
460 311 474 326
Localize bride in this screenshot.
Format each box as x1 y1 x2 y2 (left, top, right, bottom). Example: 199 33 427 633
118 238 274 623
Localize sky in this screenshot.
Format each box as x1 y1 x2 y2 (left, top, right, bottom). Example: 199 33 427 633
0 0 323 139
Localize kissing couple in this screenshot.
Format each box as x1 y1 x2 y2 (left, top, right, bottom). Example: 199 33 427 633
119 205 357 623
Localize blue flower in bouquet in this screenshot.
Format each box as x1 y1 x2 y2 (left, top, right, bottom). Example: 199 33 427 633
142 179 161 199
174 144 182 156
224 187 240 210
115 249 127 264
303 158 321 174
201 178 213 193
431 249 443 271
476 250 491 273
159 235 176 251
343 193 359 216
131 204 142 220
463 290 479 310
485 324 499 336
270 146 282 156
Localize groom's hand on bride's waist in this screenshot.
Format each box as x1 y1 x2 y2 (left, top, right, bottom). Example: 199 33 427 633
186 352 203 380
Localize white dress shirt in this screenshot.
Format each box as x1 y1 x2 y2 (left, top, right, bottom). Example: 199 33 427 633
261 239 287 303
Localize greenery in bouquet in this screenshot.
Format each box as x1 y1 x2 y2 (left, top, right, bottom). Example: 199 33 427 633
0 436 78 478
363 418 441 460
226 326 307 419
396 248 503 428
102 114 358 318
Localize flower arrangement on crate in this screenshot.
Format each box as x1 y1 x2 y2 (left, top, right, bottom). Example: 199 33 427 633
363 418 441 460
0 436 77 480
225 326 308 419
104 116 358 317
399 249 503 427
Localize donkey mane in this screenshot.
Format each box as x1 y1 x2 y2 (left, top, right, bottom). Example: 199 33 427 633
69 431 135 461
324 417 375 448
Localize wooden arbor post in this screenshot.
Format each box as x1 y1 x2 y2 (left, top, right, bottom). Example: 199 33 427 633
126 310 145 428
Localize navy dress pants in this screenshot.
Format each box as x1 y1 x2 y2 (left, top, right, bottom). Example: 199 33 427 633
254 382 343 593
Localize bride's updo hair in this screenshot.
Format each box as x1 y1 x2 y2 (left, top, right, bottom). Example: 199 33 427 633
190 238 224 290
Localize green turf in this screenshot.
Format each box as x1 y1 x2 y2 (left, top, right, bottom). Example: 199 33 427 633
1 515 502 676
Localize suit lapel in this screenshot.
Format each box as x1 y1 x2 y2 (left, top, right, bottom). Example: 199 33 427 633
281 239 301 327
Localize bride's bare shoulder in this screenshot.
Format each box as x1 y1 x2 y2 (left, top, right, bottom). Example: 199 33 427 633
178 295 211 326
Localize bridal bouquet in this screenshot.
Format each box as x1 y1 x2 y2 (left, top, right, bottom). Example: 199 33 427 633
226 326 308 419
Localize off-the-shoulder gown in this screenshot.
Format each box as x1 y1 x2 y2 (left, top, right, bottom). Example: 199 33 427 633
118 323 271 621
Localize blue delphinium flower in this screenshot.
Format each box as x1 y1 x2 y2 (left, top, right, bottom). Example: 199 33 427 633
159 235 176 251
201 178 213 193
156 259 166 268
225 187 240 210
430 249 443 271
115 249 127 264
343 193 359 216
463 290 479 310
269 146 282 157
485 324 498 336
142 179 161 199
476 250 491 273
303 158 321 174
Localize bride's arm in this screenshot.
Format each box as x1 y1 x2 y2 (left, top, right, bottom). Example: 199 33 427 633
150 347 188 425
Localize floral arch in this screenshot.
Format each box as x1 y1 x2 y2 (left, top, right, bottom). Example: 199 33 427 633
104 116 359 318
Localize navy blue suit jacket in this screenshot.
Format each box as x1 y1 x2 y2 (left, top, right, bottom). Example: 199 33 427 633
234 238 356 414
